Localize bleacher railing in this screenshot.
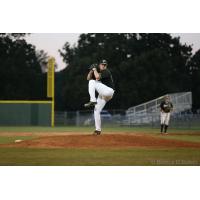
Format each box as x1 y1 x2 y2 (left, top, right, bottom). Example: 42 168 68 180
126 92 192 125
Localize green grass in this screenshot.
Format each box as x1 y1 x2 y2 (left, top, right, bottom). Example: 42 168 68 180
0 147 199 166
0 136 37 144
0 126 157 133
0 126 200 133
158 135 200 143
0 126 200 166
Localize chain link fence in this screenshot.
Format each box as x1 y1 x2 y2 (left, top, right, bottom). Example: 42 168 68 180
55 109 126 126
55 109 200 129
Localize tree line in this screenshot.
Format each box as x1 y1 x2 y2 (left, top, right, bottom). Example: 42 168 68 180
0 33 200 112
0 34 48 100
58 33 200 112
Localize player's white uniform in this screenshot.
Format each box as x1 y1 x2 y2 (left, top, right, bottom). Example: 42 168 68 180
160 100 173 133
160 112 170 125
88 80 114 131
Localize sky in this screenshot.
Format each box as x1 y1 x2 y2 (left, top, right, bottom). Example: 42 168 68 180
25 33 80 71
25 33 200 71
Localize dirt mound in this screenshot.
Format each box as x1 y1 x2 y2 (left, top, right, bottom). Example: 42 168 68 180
2 134 200 149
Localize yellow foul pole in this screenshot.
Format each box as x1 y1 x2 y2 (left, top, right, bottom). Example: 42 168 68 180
47 57 55 127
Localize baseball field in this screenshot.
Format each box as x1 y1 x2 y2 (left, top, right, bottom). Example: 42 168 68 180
0 126 200 166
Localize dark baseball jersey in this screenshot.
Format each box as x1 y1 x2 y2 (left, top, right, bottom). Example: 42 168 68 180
160 101 173 113
99 69 115 90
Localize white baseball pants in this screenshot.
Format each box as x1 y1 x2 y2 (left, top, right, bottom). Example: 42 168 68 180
88 80 114 131
160 112 171 125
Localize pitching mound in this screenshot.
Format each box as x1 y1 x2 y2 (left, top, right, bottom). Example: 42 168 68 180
2 134 200 149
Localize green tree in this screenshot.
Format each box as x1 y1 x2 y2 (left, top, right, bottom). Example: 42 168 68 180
59 33 193 110
187 49 200 110
0 34 47 100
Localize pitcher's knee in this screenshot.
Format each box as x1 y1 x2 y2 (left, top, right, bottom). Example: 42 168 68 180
102 95 113 101
107 90 114 97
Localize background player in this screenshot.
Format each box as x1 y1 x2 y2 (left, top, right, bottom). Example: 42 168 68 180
84 60 115 135
160 95 173 134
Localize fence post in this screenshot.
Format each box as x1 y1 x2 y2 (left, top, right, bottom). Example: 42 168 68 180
64 112 67 125
76 111 80 126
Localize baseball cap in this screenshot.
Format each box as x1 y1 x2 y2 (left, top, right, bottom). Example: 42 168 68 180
99 59 108 65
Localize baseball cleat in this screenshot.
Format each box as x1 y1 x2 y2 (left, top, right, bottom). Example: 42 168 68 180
160 132 168 135
84 101 97 108
93 130 101 135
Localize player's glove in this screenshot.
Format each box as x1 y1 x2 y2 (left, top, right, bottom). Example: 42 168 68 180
164 106 171 113
88 63 98 71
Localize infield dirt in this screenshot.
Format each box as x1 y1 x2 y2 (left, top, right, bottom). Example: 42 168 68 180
1 132 200 149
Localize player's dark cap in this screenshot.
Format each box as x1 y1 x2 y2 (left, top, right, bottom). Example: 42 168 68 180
99 59 108 65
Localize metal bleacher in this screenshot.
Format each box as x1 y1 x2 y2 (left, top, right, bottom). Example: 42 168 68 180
125 92 192 125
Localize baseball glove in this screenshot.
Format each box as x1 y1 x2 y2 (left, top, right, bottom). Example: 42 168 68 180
165 107 171 112
163 105 172 112
88 63 98 70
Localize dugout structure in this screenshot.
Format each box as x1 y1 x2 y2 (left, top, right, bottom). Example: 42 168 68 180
0 58 55 127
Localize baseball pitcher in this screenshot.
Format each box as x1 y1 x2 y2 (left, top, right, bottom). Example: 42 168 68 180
160 95 173 134
84 59 115 135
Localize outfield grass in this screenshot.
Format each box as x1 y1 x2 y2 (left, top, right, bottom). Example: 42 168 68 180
0 126 200 133
0 147 199 166
0 126 156 132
